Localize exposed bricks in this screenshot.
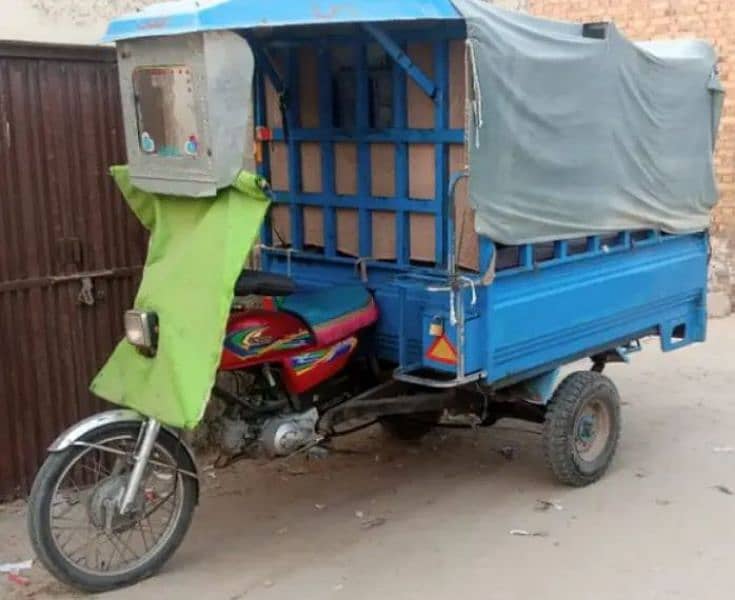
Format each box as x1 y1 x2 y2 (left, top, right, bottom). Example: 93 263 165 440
527 0 735 308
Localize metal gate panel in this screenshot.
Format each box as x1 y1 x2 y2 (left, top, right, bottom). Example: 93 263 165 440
0 42 146 500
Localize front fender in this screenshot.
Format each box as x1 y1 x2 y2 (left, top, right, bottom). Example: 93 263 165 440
48 409 200 500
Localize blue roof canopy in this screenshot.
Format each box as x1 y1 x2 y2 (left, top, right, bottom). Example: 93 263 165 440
104 0 462 42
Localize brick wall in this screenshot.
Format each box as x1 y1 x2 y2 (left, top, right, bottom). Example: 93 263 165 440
526 0 734 315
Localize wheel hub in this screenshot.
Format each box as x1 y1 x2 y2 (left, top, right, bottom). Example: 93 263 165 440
87 475 142 532
576 415 597 450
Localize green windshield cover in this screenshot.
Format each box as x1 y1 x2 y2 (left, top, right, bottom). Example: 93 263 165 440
91 165 270 429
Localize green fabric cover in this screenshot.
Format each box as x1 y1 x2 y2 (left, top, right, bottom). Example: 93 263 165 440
90 165 270 429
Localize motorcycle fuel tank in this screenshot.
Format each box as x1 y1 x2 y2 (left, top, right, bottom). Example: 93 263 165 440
220 309 359 394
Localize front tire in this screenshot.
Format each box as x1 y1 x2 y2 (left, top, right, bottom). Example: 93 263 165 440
28 422 197 593
543 371 621 487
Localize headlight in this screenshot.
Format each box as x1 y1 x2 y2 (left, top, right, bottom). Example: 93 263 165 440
124 310 159 355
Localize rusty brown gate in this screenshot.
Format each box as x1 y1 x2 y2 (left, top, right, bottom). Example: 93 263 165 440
0 42 147 500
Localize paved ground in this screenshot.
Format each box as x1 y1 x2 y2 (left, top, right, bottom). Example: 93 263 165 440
2 317 735 600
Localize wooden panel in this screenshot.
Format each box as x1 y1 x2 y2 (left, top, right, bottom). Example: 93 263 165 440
450 143 478 271
300 142 322 193
409 144 435 200
335 142 358 196
299 48 319 128
372 211 396 259
270 204 291 245
304 206 324 247
264 53 284 129
407 43 434 129
410 214 435 262
337 209 359 256
370 143 396 197
449 40 467 130
268 142 289 191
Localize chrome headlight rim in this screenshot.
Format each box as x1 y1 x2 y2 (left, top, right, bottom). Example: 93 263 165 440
124 309 159 355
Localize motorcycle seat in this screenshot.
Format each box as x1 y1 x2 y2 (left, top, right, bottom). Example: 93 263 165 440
234 269 296 297
279 285 379 346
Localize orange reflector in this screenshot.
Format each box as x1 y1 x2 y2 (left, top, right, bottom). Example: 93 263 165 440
426 335 457 365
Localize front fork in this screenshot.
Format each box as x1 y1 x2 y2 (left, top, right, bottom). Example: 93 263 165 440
120 418 161 515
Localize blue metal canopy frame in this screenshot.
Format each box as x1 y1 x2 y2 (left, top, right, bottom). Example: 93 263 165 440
104 0 462 42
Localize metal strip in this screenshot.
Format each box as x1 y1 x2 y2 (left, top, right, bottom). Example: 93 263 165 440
285 47 304 250
362 23 438 100
0 266 142 293
318 44 337 258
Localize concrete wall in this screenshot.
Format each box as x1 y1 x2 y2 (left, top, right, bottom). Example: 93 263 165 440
527 0 733 316
0 0 158 45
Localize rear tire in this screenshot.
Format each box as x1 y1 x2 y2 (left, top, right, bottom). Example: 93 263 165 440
381 412 440 441
28 422 197 593
543 371 621 487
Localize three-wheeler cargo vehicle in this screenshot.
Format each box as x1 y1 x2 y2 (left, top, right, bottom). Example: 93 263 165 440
27 0 722 592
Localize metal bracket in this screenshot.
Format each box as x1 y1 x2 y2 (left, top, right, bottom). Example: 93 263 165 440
361 23 438 101
258 244 295 276
393 363 486 389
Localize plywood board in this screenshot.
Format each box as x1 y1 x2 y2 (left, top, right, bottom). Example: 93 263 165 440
270 204 291 245
268 141 289 191
264 53 284 129
300 142 322 193
371 144 396 198
449 143 478 271
409 144 435 200
410 213 435 262
372 211 396 259
335 142 358 196
303 206 324 247
449 40 467 130
299 48 320 128
407 43 434 129
337 208 359 256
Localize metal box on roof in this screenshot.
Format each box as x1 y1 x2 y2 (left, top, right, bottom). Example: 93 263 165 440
116 31 255 197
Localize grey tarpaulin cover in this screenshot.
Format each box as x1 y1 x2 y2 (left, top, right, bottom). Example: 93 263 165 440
452 0 723 244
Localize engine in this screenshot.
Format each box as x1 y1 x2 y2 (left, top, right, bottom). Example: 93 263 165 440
213 369 319 458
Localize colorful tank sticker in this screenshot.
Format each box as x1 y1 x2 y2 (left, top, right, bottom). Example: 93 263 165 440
225 326 312 358
290 337 358 376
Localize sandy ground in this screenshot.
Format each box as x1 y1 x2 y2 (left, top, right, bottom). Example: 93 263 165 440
2 317 735 600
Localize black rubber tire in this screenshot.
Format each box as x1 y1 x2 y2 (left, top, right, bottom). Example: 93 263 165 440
28 422 198 593
542 371 621 487
380 412 440 441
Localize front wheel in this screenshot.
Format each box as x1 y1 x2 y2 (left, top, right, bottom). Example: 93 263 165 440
543 371 621 487
28 422 197 593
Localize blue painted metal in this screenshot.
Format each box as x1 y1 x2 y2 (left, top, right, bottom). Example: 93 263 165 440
249 20 709 396
362 23 438 100
104 0 462 42
517 369 560 404
110 4 712 396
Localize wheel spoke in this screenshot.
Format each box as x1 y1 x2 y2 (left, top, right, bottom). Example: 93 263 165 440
47 432 186 577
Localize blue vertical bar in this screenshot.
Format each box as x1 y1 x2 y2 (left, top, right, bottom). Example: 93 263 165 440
554 240 568 259
479 237 493 274
254 67 272 271
286 47 304 250
587 235 601 253
434 40 449 267
356 41 372 257
318 43 337 257
521 244 534 269
393 41 410 267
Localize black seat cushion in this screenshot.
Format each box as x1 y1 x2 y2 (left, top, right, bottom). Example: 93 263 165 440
234 269 296 297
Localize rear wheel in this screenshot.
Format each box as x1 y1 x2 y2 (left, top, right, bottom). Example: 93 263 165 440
28 422 197 593
381 412 440 441
542 371 621 486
